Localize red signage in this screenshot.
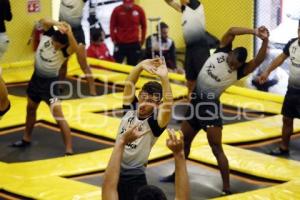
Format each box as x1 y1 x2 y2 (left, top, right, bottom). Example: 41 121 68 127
27 0 40 13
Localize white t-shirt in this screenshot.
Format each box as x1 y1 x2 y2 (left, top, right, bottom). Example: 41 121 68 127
117 99 165 175
181 0 207 46
283 38 300 89
60 0 86 27
35 28 69 78
196 44 246 98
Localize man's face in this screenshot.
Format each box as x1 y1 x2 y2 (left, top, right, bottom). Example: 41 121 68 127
137 91 161 118
161 28 169 40
52 39 66 50
227 51 243 70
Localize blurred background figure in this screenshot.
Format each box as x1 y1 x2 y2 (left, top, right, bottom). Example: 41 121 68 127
0 0 12 59
0 0 12 118
60 0 97 95
110 0 146 66
87 27 115 62
145 22 183 73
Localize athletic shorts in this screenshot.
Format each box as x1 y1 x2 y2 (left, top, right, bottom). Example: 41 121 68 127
71 26 85 45
185 93 222 132
185 44 210 81
27 72 60 104
0 33 9 59
118 173 147 200
281 87 300 119
0 102 11 117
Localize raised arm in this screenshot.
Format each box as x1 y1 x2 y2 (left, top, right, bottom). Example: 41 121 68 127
123 58 161 105
243 26 269 76
39 18 62 31
102 124 147 200
61 22 79 55
152 60 173 128
258 53 288 84
164 0 182 12
167 129 189 200
220 27 258 48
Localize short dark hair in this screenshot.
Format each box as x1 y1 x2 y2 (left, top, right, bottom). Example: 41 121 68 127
156 22 168 32
135 185 167 200
141 81 163 101
52 31 68 45
90 28 104 42
233 47 248 63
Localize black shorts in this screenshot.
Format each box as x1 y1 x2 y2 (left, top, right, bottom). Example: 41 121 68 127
281 87 300 119
27 73 60 104
0 102 11 117
185 44 210 81
71 26 85 45
118 173 147 200
185 94 222 132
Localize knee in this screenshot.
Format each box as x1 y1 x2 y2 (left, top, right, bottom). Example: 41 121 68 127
283 116 293 126
26 105 37 115
210 144 223 156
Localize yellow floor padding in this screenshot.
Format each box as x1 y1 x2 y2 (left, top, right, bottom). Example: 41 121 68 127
214 179 300 200
191 115 300 148
226 85 284 104
189 144 300 181
2 176 101 200
220 93 282 114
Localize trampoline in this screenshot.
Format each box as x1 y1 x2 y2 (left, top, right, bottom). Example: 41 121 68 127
1 58 300 200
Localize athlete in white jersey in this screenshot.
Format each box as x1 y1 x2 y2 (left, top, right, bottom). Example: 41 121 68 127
258 20 300 156
11 19 79 155
164 0 210 99
116 58 173 200
60 0 97 96
161 26 269 195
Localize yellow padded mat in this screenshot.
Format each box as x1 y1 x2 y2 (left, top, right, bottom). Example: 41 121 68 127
191 115 300 148
214 179 300 200
2 176 101 200
220 93 282 114
189 144 300 181
226 85 284 104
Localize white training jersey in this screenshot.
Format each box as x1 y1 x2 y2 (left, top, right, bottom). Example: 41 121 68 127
117 99 165 175
35 28 68 78
181 0 206 46
60 0 86 27
196 44 246 98
283 38 300 89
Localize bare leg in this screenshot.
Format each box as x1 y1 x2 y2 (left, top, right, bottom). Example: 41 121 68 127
49 101 73 154
186 80 196 101
206 126 230 192
181 120 198 158
23 98 40 142
76 44 96 96
160 120 198 182
280 116 294 150
0 75 10 111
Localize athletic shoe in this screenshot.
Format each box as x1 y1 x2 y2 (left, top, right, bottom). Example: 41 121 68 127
11 139 31 147
220 190 232 196
159 172 175 182
269 147 289 156
65 152 74 156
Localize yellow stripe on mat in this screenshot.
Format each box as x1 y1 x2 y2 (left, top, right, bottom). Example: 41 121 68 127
189 145 300 181
214 179 300 200
191 115 300 148
2 176 101 200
